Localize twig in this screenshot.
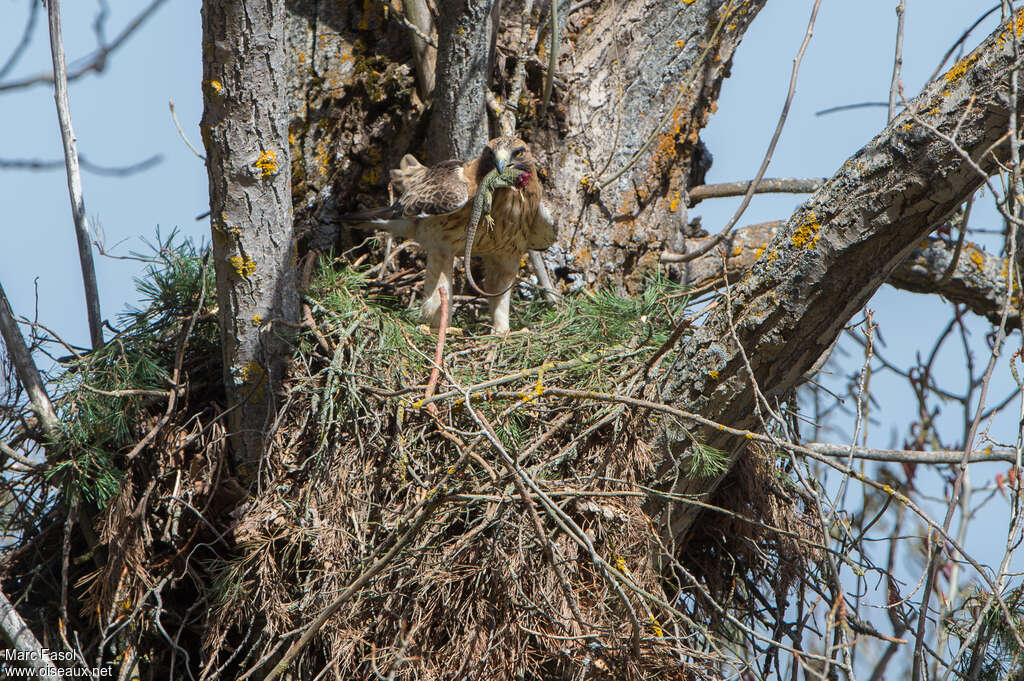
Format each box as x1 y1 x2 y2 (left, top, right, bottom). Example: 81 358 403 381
263 448 476 681
0 0 40 83
925 3 1002 85
169 99 205 160
0 153 162 176
47 0 103 350
687 177 825 204
888 0 906 123
815 101 888 117
0 0 168 93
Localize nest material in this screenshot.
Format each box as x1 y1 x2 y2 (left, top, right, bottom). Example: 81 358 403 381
1 243 819 681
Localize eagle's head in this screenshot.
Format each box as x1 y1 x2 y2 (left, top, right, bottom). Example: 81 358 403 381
483 136 536 189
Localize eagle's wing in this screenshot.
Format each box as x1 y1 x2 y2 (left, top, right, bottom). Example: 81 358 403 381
526 201 557 250
337 155 474 229
389 155 473 218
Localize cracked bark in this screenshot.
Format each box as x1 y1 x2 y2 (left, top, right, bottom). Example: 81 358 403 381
652 15 1024 548
201 0 299 470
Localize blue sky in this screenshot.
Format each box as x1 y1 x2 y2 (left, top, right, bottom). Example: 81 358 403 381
0 0 1020 601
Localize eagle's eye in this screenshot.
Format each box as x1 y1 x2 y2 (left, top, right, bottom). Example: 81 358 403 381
513 147 526 158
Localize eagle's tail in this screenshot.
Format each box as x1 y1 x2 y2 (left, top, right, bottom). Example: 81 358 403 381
336 206 414 239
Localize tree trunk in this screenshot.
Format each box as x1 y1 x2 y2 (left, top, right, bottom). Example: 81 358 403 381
426 0 494 162
201 0 299 471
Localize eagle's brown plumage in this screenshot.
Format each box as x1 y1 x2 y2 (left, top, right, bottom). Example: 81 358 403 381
340 136 556 333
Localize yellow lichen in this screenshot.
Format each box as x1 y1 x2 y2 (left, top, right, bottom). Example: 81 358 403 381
254 150 278 178
791 213 821 249
237 362 268 401
228 254 257 279
649 615 664 637
674 39 685 48
208 79 223 94
251 314 263 327
731 244 743 257
969 248 985 270
944 51 979 85
709 369 719 379
668 191 680 212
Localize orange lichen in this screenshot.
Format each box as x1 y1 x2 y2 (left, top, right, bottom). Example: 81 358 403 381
674 39 686 48
731 244 742 257
997 10 1024 45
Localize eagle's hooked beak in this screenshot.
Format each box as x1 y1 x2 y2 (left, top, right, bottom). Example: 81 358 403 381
495 148 510 173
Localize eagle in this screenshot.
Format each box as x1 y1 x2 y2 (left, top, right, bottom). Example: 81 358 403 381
340 136 556 334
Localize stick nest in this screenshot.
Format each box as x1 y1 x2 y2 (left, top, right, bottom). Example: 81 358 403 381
0 240 821 681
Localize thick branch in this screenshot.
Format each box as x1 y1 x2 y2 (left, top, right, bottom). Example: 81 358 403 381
0 589 58 675
655 13 1024 546
201 0 300 468
668 222 1020 329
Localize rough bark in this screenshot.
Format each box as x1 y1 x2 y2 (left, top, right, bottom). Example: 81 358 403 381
539 0 766 291
677 221 1021 330
0 589 58 675
426 0 494 162
652 14 1024 548
201 0 299 471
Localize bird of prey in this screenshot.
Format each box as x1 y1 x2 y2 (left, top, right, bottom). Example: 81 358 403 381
339 136 556 334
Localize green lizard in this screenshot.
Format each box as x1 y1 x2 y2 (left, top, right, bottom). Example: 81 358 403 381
463 164 524 297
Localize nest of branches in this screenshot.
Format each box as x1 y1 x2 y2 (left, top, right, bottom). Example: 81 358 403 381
0 238 822 680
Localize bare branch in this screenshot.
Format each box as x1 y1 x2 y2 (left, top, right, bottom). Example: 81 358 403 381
46 0 103 350
0 153 162 177
0 0 39 83
806 442 1019 465
0 0 168 93
687 177 825 204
